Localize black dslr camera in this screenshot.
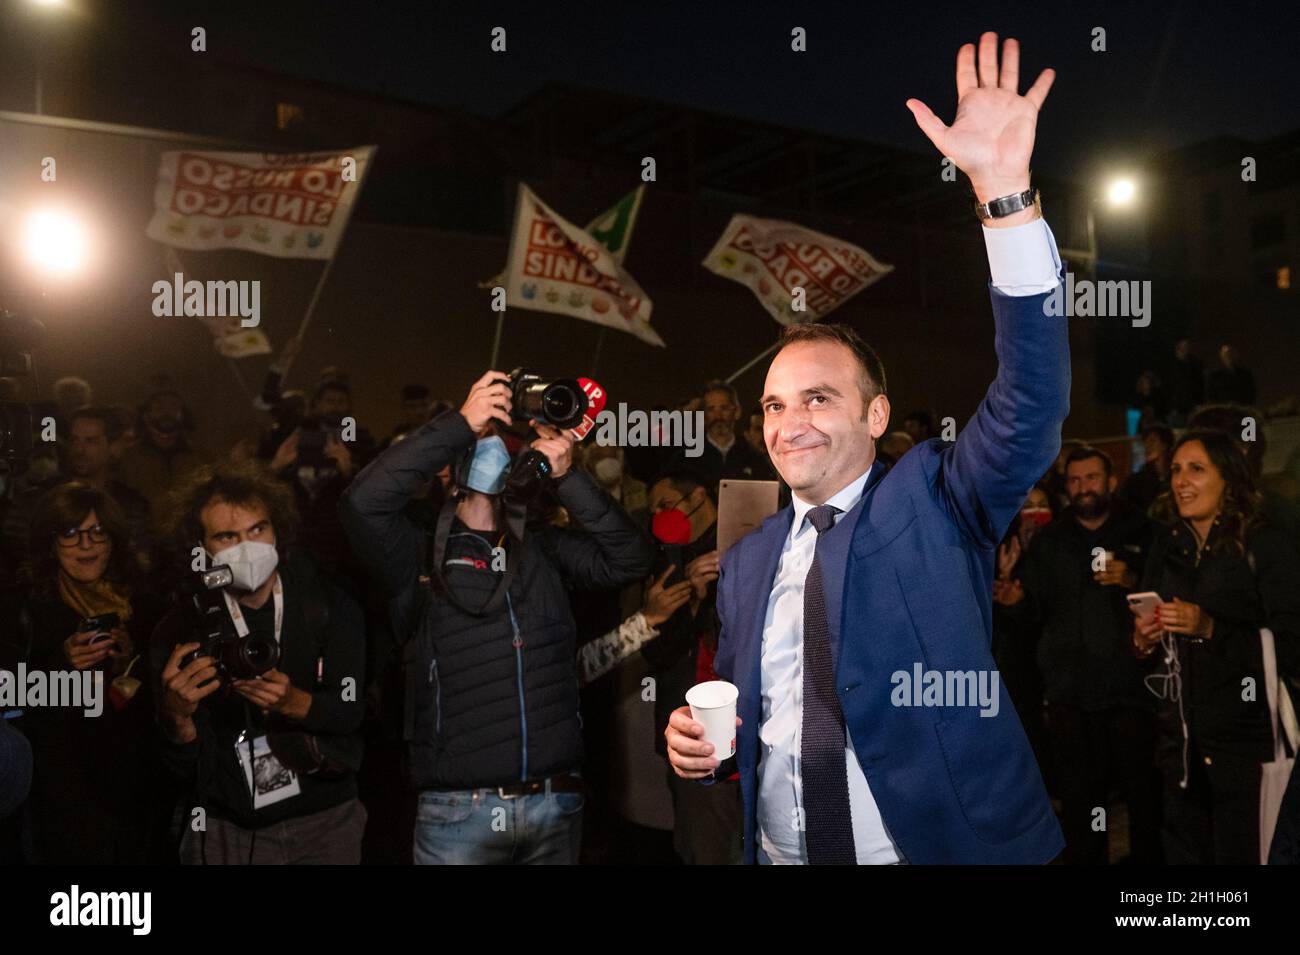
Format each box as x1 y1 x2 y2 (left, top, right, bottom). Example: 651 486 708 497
499 368 588 431
178 566 280 683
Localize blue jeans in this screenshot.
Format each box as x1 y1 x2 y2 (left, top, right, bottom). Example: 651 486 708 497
413 783 584 865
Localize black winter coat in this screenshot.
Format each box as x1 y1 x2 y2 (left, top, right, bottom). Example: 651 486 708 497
340 411 653 790
148 551 367 830
1015 502 1154 710
1139 519 1300 787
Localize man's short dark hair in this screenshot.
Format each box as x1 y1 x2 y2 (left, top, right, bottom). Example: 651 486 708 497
1065 445 1114 478
776 323 886 404
312 379 351 404
651 468 707 501
1140 422 1174 448
164 460 300 552
702 380 739 408
142 388 182 410
68 406 123 443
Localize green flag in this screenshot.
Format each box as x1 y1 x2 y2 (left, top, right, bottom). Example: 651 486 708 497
584 184 645 264
481 184 645 287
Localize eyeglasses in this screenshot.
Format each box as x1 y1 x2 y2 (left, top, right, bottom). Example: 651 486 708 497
652 496 685 513
55 525 110 548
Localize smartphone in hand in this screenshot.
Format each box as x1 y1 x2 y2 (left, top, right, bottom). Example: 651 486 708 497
1126 592 1161 625
79 613 121 645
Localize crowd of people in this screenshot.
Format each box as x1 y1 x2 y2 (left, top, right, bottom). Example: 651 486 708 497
993 403 1300 864
0 332 1298 866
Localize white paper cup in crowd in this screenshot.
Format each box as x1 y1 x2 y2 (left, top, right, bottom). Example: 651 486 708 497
686 680 738 761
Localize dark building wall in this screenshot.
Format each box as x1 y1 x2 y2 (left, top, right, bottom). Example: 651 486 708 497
1144 135 1300 413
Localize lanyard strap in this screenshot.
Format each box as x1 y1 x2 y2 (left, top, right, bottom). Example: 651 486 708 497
223 575 284 644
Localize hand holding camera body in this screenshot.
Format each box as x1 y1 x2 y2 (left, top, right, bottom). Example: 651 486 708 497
458 368 589 499
177 565 280 685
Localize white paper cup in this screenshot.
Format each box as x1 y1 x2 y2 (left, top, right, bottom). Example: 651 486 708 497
686 680 738 762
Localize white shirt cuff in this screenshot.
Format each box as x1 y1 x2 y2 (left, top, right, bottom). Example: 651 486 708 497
982 217 1062 296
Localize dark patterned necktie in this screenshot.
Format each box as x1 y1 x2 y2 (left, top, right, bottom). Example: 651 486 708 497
801 503 856 864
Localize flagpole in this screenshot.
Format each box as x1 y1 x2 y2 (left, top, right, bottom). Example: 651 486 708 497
725 340 780 385
491 180 526 369
287 253 338 352
483 183 650 369
489 312 506 369
282 146 378 386
160 246 255 403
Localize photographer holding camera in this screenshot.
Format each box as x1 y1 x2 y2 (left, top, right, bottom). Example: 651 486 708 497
149 461 367 865
341 369 653 865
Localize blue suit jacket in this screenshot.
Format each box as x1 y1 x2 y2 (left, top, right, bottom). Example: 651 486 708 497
713 276 1069 864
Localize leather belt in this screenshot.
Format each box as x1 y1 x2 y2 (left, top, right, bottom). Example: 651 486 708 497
438 774 585 800
496 774 585 799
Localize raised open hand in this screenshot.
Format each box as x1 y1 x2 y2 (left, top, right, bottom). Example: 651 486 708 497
906 33 1054 203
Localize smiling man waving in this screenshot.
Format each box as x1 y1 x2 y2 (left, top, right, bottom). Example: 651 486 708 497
665 33 1069 864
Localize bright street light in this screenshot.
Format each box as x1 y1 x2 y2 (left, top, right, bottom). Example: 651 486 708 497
23 208 90 277
1106 178 1137 208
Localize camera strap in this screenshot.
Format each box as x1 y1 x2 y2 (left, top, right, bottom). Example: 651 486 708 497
222 576 284 644
429 496 525 617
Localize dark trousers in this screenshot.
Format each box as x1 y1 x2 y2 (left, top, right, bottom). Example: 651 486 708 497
1163 742 1261 865
1047 703 1162 864
666 770 742 865
180 798 367 865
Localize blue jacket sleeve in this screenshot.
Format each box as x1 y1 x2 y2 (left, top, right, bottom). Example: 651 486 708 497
938 271 1071 549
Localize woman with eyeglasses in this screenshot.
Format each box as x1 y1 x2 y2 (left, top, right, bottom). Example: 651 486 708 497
4 482 169 863
1131 430 1300 864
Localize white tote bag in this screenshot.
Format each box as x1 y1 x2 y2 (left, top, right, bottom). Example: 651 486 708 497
1260 627 1298 864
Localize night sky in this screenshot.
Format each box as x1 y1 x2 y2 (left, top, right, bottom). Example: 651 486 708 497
115 0 1299 177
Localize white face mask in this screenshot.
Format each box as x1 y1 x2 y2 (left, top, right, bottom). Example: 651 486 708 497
593 457 623 484
210 540 279 591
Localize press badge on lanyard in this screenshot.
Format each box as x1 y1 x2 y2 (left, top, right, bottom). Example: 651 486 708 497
225 580 301 808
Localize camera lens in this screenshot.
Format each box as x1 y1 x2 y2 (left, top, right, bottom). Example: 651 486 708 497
234 634 280 678
540 381 585 429
509 371 588 430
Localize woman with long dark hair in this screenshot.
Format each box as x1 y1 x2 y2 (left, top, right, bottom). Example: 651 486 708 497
1132 430 1300 863
5 482 170 863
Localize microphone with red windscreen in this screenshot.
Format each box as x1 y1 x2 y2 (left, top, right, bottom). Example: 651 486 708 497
568 378 608 443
